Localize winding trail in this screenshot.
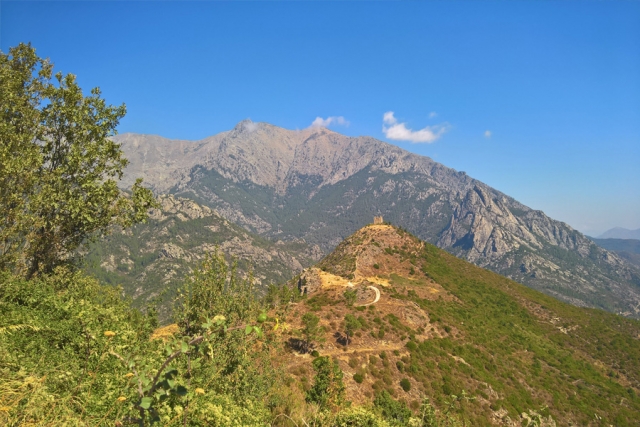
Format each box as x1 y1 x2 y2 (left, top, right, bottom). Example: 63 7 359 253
360 286 380 306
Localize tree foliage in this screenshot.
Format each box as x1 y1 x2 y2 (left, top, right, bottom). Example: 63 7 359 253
344 313 361 345
344 288 357 306
0 43 156 277
301 312 321 353
306 356 346 411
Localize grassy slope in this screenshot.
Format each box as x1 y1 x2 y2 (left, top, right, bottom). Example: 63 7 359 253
279 225 640 426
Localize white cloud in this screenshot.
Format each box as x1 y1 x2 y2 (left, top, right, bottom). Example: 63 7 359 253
244 121 259 133
382 111 450 144
310 116 350 128
484 130 492 138
383 111 397 125
429 111 438 118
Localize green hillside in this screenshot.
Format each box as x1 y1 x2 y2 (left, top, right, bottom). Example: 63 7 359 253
3 224 640 426
274 224 640 426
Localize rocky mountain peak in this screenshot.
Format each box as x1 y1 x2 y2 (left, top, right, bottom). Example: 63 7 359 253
114 122 640 317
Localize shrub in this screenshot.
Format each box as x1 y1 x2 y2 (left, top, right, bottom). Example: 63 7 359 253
353 373 364 384
373 390 412 424
400 378 411 392
383 374 393 385
306 356 346 410
322 407 389 426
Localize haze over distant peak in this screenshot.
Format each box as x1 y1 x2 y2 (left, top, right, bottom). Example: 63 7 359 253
599 227 640 240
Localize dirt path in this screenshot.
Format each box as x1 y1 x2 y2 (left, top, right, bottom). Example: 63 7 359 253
360 286 380 306
290 341 407 359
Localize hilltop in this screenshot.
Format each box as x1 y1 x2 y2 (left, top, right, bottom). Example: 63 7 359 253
111 121 640 317
274 223 640 426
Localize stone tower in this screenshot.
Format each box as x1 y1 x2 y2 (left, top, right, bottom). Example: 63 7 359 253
373 216 383 225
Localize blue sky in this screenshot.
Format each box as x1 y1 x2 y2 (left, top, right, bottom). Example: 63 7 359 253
2 1 639 236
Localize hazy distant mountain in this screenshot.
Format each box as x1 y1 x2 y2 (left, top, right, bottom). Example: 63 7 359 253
599 227 640 240
111 120 640 317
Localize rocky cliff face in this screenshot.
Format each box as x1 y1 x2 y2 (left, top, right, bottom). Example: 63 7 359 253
112 120 640 317
438 185 640 313
85 194 321 320
117 120 472 195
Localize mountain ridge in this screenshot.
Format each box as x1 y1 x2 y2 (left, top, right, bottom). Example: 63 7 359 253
111 121 640 317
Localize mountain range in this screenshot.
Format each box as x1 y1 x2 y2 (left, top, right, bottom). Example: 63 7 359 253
101 120 640 317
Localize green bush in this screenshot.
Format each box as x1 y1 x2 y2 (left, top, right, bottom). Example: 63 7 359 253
306 356 346 410
354 373 364 384
400 378 411 392
373 390 412 424
319 406 390 427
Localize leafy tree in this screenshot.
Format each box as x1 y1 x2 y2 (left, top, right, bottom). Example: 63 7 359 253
174 250 259 335
344 288 357 306
306 356 346 411
0 43 156 277
344 313 360 346
301 312 321 353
